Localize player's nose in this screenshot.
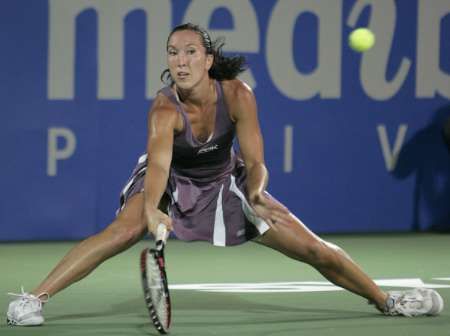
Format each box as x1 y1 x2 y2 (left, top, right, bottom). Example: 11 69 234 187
176 53 187 67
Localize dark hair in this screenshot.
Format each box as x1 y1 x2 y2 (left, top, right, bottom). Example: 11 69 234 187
160 23 246 85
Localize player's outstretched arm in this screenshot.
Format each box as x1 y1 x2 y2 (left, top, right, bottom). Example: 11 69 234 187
228 80 290 227
143 95 178 236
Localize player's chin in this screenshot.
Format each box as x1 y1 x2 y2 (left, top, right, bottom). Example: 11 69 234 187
174 78 195 90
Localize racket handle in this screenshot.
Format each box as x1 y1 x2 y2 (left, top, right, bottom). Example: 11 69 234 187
156 223 168 248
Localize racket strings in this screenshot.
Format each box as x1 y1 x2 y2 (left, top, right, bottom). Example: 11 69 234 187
146 253 170 329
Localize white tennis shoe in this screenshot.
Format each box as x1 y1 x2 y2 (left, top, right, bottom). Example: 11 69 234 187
6 287 48 326
384 288 444 317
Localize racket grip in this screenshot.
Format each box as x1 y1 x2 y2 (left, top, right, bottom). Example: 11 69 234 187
156 223 168 245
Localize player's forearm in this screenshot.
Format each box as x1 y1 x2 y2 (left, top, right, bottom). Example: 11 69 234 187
245 162 268 203
143 163 170 212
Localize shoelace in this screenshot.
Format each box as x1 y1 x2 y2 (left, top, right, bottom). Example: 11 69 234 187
371 289 431 316
7 286 50 307
391 291 425 316
396 294 423 308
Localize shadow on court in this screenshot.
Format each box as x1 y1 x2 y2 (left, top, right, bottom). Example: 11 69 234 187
46 291 376 329
1 237 450 336
394 104 450 232
41 291 449 336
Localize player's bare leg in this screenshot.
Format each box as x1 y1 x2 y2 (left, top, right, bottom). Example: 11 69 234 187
256 213 444 316
31 193 147 299
7 193 148 326
255 213 388 310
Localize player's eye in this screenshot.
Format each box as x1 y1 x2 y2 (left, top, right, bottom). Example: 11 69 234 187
186 49 196 55
167 49 177 56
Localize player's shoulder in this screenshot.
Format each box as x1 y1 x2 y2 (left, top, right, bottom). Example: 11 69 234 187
148 91 180 128
220 79 256 122
152 91 176 112
220 79 254 103
150 91 178 118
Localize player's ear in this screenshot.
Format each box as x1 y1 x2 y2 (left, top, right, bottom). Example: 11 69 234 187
205 54 213 71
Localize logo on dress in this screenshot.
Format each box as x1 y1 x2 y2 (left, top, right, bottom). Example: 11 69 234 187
197 144 219 155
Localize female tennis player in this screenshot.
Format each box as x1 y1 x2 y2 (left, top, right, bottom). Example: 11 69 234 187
7 23 443 326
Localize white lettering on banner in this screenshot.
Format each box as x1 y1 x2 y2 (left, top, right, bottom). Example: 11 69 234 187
45 1 448 101
284 125 293 173
47 0 170 100
183 0 259 89
267 0 342 100
347 0 411 101
416 0 450 99
377 124 408 172
47 127 77 176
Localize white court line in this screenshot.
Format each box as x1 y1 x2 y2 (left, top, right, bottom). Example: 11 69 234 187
169 278 450 293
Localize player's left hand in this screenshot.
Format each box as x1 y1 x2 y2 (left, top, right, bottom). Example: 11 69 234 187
249 191 291 229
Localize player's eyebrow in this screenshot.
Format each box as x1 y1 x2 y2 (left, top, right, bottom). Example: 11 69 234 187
167 43 200 49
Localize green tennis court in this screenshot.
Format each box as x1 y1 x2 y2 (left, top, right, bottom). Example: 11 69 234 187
1 233 449 336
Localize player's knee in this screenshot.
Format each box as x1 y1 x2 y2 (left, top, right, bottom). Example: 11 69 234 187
106 220 146 249
303 240 334 268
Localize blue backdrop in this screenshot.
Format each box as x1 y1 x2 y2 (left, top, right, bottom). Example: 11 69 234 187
1 0 449 241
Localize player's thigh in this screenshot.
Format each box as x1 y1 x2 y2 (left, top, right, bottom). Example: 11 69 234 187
255 213 327 264
105 192 147 244
107 191 171 244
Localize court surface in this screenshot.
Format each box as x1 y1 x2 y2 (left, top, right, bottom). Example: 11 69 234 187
1 233 450 336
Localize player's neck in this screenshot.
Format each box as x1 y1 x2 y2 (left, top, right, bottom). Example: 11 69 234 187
176 78 215 109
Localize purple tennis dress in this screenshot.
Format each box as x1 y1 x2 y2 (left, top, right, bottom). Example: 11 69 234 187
117 81 270 246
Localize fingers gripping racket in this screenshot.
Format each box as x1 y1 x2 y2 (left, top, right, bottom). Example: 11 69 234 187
140 223 171 334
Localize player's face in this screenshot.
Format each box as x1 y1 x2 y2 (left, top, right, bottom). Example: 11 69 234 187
167 30 213 90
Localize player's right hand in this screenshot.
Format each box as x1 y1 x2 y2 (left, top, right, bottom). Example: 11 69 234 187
144 208 173 238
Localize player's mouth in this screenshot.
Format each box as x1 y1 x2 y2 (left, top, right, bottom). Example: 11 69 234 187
177 72 190 79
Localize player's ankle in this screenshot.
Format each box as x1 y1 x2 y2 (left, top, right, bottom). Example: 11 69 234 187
375 293 390 312
32 291 50 303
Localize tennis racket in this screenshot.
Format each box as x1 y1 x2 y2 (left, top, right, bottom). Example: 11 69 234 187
140 223 171 334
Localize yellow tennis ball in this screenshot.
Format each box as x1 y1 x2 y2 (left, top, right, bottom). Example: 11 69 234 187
349 28 375 52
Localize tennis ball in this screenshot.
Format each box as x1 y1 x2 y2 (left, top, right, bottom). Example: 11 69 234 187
348 28 375 52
